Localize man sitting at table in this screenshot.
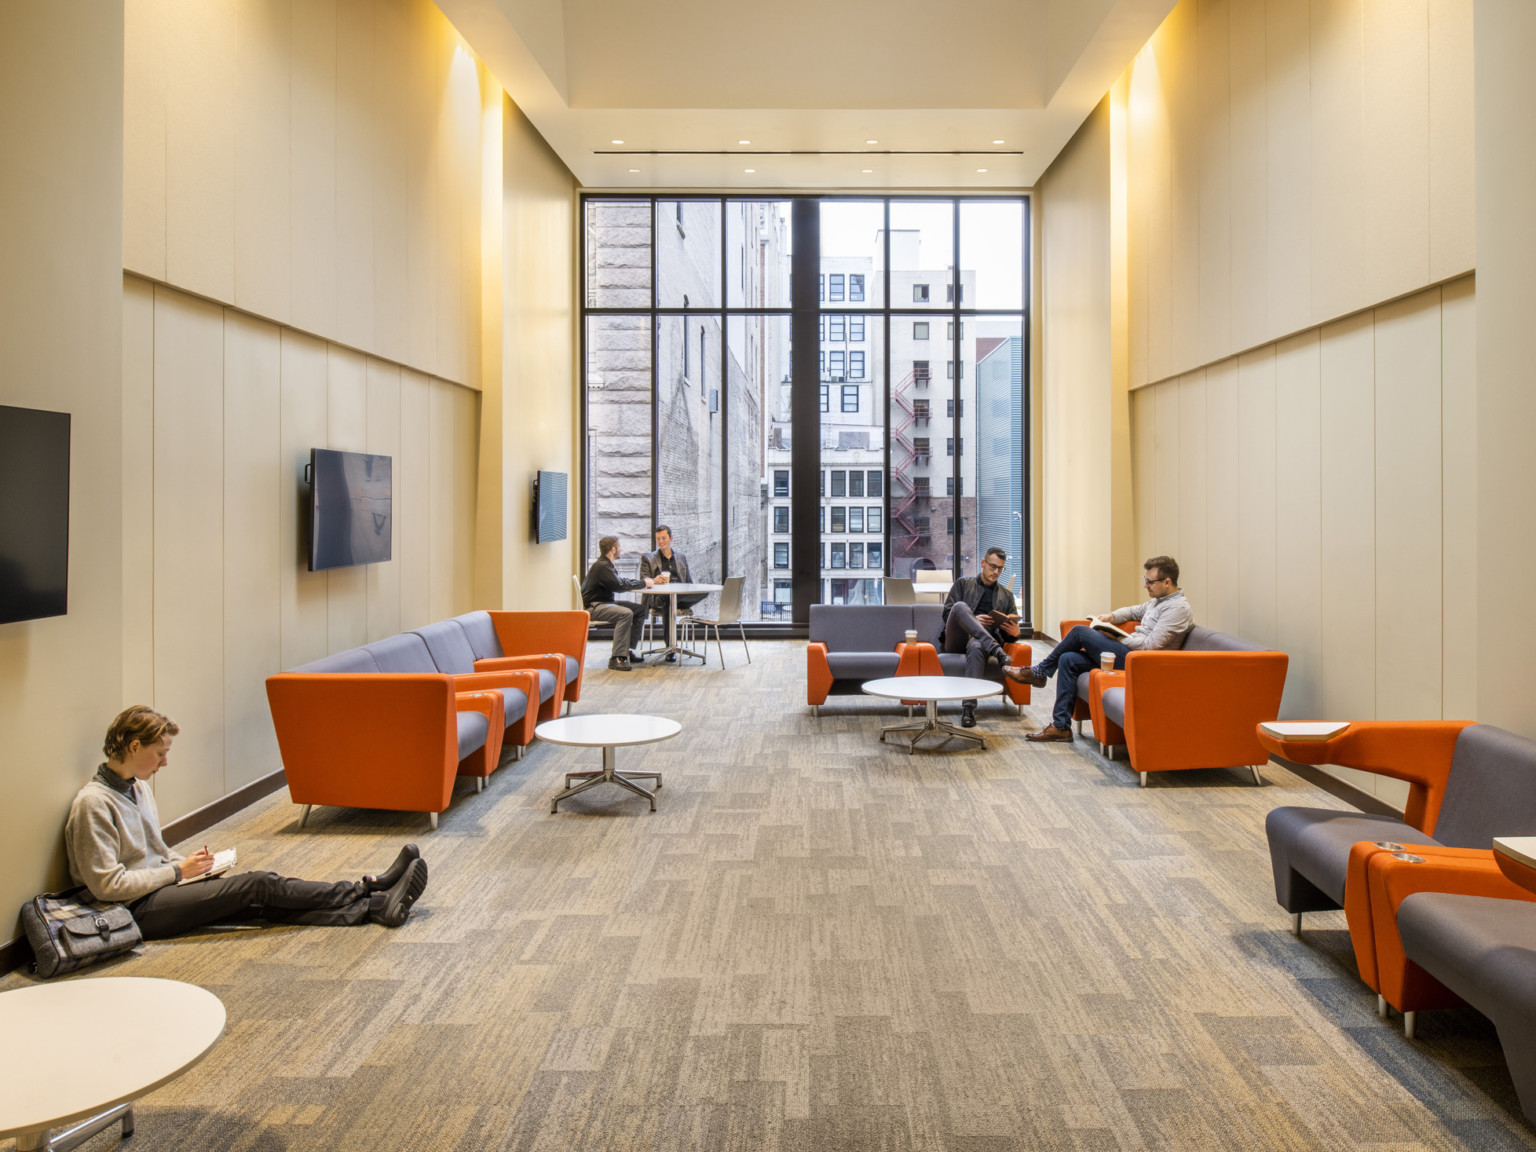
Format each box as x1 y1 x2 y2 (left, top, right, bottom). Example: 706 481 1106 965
639 524 706 662
938 547 1033 729
1014 554 1194 743
581 535 653 672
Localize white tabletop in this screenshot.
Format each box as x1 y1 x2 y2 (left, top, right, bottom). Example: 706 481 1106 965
1495 837 1536 870
536 713 683 748
642 582 722 597
862 676 1004 702
1259 721 1351 742
0 977 225 1138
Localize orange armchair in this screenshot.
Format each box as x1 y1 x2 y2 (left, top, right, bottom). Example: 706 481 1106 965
896 639 1032 706
489 610 590 711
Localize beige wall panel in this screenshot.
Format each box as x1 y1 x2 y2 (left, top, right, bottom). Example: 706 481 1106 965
1428 0 1476 281
1131 43 1171 386
332 0 376 357
1273 330 1324 720
278 330 329 669
1309 0 1368 324
1176 371 1208 612
1195 0 1232 367
1227 0 1269 355
221 310 282 791
1163 0 1200 373
369 0 411 369
1236 347 1277 648
1264 0 1312 339
399 370 433 630
163 0 236 304
433 36 477 387
1131 387 1158 602
288 0 337 340
365 360 403 642
428 382 457 621
1204 359 1241 634
404 0 439 377
324 346 369 652
1318 312 1376 723
1439 276 1476 720
1373 290 1443 720
1359 0 1431 304
1154 374 1181 558
454 386 479 612
122 277 157 706
233 0 292 326
151 288 226 820
123 0 167 280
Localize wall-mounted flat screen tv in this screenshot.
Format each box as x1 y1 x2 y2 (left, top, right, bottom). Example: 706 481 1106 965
0 405 70 625
309 448 392 571
534 470 567 544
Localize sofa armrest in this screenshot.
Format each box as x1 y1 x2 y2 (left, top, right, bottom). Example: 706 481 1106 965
895 641 941 677
488 610 589 705
460 657 563 721
807 642 832 706
1086 669 1126 745
454 668 541 746
1255 721 1473 835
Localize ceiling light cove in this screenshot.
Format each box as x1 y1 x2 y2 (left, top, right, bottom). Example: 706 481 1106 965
865 139 878 144
611 138 624 144
744 168 756 174
992 139 1005 144
738 139 751 144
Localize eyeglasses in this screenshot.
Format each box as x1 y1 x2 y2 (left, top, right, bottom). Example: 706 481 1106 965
981 562 1005 572
1143 575 1166 585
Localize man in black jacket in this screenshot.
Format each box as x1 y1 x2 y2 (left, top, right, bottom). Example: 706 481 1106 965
581 536 653 671
638 525 706 663
938 547 1032 727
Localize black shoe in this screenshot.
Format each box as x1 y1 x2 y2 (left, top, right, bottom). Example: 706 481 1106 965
988 647 1010 671
370 857 428 927
665 652 677 663
629 651 645 663
608 657 633 672
961 701 978 728
364 844 420 893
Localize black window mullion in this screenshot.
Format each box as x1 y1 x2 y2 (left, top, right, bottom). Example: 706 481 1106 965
952 199 961 575
790 199 822 624
649 208 658 554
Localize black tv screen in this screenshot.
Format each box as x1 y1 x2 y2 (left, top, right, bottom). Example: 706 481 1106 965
534 470 567 544
0 405 70 625
309 448 392 571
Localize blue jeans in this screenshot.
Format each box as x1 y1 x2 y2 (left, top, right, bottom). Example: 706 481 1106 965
1037 625 1129 729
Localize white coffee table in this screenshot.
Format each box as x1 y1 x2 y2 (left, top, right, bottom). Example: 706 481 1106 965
536 713 682 812
0 977 225 1152
862 676 1005 753
639 582 723 663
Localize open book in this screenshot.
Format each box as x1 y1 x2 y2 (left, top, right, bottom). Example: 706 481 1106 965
177 848 237 885
1091 618 1132 641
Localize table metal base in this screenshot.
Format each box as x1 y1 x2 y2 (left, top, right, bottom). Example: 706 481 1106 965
879 699 985 754
16 1103 133 1152
551 745 662 813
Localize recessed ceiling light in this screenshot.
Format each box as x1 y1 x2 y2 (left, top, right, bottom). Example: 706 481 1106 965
977 168 988 173
865 139 878 144
611 138 624 144
628 168 639 173
744 168 756 174
861 169 872 174
993 139 1005 144
738 139 751 145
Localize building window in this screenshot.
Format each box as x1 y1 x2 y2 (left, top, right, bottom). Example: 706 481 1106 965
945 477 964 497
773 469 789 497
850 351 865 379
868 543 883 571
849 273 864 301
831 506 846 532
946 398 963 417
819 384 829 412
831 543 846 568
867 471 882 497
819 315 825 340
913 360 930 382
913 321 929 340
841 385 859 413
829 314 845 342
773 542 789 568
829 350 845 377
773 579 792 603
850 315 865 341
868 507 882 532
849 471 864 497
947 360 962 380
819 274 825 301
914 476 930 496
947 321 963 340
820 470 825 495
849 542 865 568
913 437 930 457
819 350 825 373
947 516 967 534
913 283 929 303
773 506 789 533
946 437 963 456
913 398 930 421
820 505 824 531
946 284 963 303
829 273 845 301
831 470 846 497
849 507 864 533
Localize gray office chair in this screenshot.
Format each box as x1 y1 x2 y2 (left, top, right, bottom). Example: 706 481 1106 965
690 576 750 667
883 576 917 605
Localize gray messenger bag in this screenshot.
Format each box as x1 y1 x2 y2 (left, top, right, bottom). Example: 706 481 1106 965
21 887 142 978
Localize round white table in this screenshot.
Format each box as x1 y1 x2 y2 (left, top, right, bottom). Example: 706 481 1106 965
637 582 722 663
0 977 225 1152
862 676 1005 753
536 713 682 812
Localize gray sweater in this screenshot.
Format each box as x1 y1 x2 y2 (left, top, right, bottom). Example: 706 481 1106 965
65 774 183 903
1111 589 1194 651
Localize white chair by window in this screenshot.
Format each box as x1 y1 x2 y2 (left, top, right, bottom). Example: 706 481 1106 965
690 576 750 667
883 576 916 605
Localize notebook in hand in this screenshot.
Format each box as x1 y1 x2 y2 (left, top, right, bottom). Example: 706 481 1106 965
176 848 237 885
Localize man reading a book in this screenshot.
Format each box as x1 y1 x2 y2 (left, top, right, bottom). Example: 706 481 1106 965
1017 555 1194 743
937 547 1035 728
65 706 429 939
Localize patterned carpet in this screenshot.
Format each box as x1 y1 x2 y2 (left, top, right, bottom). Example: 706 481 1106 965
6 639 1534 1151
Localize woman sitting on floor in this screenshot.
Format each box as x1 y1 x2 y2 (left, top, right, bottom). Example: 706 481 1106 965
66 705 428 939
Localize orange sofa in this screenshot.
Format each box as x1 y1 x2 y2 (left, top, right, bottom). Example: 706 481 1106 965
1059 619 1287 786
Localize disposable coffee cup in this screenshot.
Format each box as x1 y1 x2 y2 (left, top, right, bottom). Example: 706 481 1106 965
904 629 918 645
1100 651 1116 671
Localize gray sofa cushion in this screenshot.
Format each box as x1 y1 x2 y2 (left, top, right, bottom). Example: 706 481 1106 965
1264 807 1440 911
563 655 579 685
913 604 943 640
1433 724 1536 848
290 648 380 675
456 711 490 761
495 688 529 725
1102 687 1126 728
363 632 438 673
414 619 479 674
810 605 913 654
935 653 1007 682
1075 670 1093 702
1182 626 1262 652
826 652 902 681
452 611 502 661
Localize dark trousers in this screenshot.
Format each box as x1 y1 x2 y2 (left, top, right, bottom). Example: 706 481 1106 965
588 601 645 658
1037 624 1129 729
129 871 372 940
941 601 1007 686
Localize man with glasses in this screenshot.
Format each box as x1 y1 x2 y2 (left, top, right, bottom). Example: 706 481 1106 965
938 547 1031 728
1016 555 1193 743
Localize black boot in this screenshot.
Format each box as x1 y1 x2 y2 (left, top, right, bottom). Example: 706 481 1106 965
369 857 428 927
961 701 978 728
364 844 420 893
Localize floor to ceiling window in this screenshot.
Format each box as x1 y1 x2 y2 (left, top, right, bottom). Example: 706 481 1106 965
582 195 1029 628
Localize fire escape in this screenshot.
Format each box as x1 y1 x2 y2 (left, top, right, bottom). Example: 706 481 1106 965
890 362 931 557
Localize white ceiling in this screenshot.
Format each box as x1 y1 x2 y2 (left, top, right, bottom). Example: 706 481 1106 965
436 0 1177 190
